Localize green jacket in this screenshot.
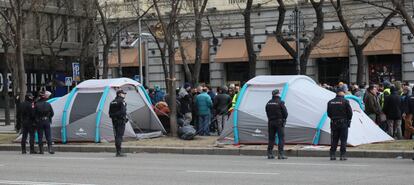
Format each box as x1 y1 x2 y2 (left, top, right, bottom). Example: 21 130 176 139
195 92 212 116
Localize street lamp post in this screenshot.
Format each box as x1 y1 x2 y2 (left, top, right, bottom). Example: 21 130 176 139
294 6 301 75
137 0 143 85
117 19 123 77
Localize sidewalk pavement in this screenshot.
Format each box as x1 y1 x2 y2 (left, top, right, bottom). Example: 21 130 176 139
0 137 412 159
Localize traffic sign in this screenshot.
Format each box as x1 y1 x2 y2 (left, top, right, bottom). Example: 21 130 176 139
65 77 73 86
72 63 80 82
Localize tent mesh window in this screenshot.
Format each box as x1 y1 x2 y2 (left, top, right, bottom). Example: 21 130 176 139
69 92 103 124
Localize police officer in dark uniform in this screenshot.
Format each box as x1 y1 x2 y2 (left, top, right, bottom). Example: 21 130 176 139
34 91 55 154
265 89 288 160
109 90 128 157
327 88 353 161
19 93 37 154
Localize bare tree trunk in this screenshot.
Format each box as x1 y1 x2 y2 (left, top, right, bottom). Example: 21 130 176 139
2 46 10 126
166 21 178 137
168 47 178 136
192 12 203 84
355 48 365 84
331 0 396 85
102 42 111 79
15 1 26 103
176 28 193 83
192 0 208 85
392 0 414 35
243 0 256 79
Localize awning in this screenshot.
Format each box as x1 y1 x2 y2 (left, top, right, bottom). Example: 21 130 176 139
363 28 401 55
108 46 145 68
310 32 349 58
175 40 210 64
215 39 248 63
258 36 295 60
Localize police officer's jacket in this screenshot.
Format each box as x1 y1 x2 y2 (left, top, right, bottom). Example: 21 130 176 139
265 96 288 122
327 95 353 122
109 96 127 120
34 99 54 123
19 98 35 126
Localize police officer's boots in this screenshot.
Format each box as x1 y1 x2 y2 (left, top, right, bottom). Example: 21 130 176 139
278 152 288 160
267 150 275 159
48 145 55 154
330 153 336 160
116 151 127 157
29 145 37 154
39 144 44 154
340 154 347 161
21 145 26 154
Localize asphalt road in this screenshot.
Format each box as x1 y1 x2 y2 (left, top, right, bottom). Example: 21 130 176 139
0 151 412 185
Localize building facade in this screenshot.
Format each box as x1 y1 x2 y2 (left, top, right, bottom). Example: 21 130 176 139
102 0 414 90
0 0 96 107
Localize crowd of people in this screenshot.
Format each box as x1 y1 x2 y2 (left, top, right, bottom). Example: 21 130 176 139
147 83 241 136
321 81 414 140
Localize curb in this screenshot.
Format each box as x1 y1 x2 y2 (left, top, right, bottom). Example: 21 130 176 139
0 144 412 159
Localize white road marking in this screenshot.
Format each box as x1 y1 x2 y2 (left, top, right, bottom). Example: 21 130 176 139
268 162 369 167
32 156 105 160
0 180 95 185
186 170 279 175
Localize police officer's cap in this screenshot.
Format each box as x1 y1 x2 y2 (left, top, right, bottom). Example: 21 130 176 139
117 89 127 95
25 93 34 98
335 87 345 93
272 89 280 96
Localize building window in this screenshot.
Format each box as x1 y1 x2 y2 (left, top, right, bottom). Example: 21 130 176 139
368 55 401 84
226 62 249 85
62 16 68 42
228 0 246 4
270 60 296 75
47 14 55 41
76 18 82 42
34 14 40 40
318 58 349 86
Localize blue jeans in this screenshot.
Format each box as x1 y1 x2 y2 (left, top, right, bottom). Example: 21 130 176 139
198 114 211 136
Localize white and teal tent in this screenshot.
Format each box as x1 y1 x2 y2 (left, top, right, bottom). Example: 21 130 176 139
219 75 393 146
46 78 165 143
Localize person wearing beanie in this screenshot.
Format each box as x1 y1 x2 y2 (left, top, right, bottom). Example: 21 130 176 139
265 89 288 160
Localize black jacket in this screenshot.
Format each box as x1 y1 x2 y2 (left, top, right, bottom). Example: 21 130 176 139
34 99 54 124
383 92 402 120
265 96 288 122
179 94 192 114
109 96 127 119
213 93 232 115
18 99 35 126
327 95 353 121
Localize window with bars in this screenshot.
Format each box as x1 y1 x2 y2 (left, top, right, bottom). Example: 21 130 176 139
228 0 247 4
62 15 68 42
